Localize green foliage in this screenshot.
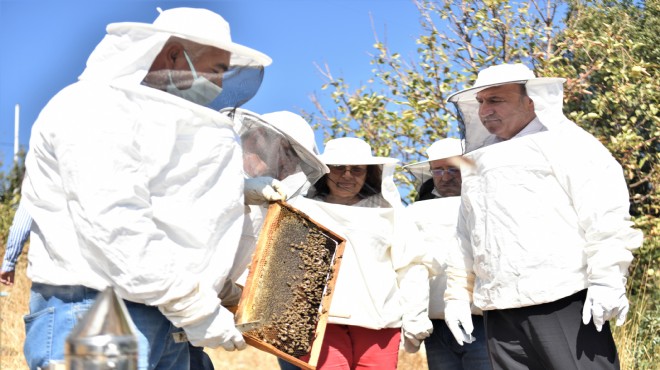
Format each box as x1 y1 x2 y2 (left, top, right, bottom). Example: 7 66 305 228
0 148 26 205
614 220 660 369
543 0 659 220
0 149 25 249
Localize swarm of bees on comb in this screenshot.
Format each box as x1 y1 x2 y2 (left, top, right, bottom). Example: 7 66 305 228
240 205 339 358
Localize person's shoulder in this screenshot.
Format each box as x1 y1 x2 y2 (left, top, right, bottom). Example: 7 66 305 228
556 120 613 155
540 119 619 170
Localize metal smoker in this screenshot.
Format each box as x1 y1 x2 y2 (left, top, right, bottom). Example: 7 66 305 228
65 287 138 369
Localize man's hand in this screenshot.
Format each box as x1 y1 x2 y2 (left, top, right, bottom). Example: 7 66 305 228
244 177 287 205
183 305 246 351
582 285 629 332
0 270 15 286
444 300 475 345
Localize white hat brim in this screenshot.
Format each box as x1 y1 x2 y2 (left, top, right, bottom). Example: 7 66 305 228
402 159 432 171
447 77 565 102
107 22 272 66
318 156 399 166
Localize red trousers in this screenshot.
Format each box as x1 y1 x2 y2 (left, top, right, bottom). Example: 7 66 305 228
311 324 401 369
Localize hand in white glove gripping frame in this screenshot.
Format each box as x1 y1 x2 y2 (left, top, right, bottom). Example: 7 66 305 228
244 177 287 205
581 285 629 332
444 300 476 346
183 305 246 351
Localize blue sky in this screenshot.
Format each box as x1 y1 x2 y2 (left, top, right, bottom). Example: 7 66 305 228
0 0 423 173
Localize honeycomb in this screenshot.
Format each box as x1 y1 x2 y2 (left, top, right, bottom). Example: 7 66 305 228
235 201 345 369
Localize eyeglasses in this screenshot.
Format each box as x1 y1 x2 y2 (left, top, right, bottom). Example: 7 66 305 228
430 168 460 177
328 165 367 176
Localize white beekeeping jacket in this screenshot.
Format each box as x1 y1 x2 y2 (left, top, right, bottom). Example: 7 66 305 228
402 196 482 319
447 78 643 310
22 23 251 328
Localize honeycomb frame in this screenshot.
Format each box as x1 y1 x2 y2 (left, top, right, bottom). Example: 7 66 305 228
235 201 345 370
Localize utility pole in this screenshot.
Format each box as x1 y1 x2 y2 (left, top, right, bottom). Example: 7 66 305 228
14 103 20 164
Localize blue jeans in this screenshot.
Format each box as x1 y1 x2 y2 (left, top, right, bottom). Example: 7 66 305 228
189 343 214 370
24 283 190 370
424 315 492 370
277 357 301 370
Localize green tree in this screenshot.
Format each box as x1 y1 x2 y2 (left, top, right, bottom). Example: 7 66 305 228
0 149 26 254
0 147 26 205
308 0 659 367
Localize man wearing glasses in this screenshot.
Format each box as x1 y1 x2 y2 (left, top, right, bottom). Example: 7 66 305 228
401 138 491 370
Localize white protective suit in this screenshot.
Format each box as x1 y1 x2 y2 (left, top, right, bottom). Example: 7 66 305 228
294 143 427 330
21 11 269 343
444 67 644 311
403 196 483 319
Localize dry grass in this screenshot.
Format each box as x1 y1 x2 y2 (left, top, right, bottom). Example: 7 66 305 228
0 243 427 369
0 243 30 370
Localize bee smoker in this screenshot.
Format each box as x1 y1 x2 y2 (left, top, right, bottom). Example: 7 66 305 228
65 287 138 369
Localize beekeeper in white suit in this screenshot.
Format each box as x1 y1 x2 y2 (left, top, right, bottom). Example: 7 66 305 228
400 138 490 370
290 137 429 369
21 7 284 370
443 63 643 369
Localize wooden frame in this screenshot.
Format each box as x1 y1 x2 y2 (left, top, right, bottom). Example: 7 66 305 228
235 201 345 370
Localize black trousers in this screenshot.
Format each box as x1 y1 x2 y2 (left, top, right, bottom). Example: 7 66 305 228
483 289 620 370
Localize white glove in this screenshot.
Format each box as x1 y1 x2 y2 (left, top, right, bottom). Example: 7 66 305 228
398 264 433 353
581 285 629 332
402 317 433 353
183 305 247 351
444 300 475 346
244 177 287 205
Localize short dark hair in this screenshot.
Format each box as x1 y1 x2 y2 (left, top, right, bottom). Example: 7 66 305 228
313 164 382 198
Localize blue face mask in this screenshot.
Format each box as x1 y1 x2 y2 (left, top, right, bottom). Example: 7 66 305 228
166 51 223 106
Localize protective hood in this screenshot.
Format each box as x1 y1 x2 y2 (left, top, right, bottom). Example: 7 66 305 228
79 7 269 110
447 64 569 152
261 111 321 155
403 138 464 190
222 108 329 200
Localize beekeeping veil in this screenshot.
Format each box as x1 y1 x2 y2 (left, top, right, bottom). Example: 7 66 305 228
79 7 270 110
403 138 464 194
222 108 329 288
221 108 329 200
446 63 567 153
